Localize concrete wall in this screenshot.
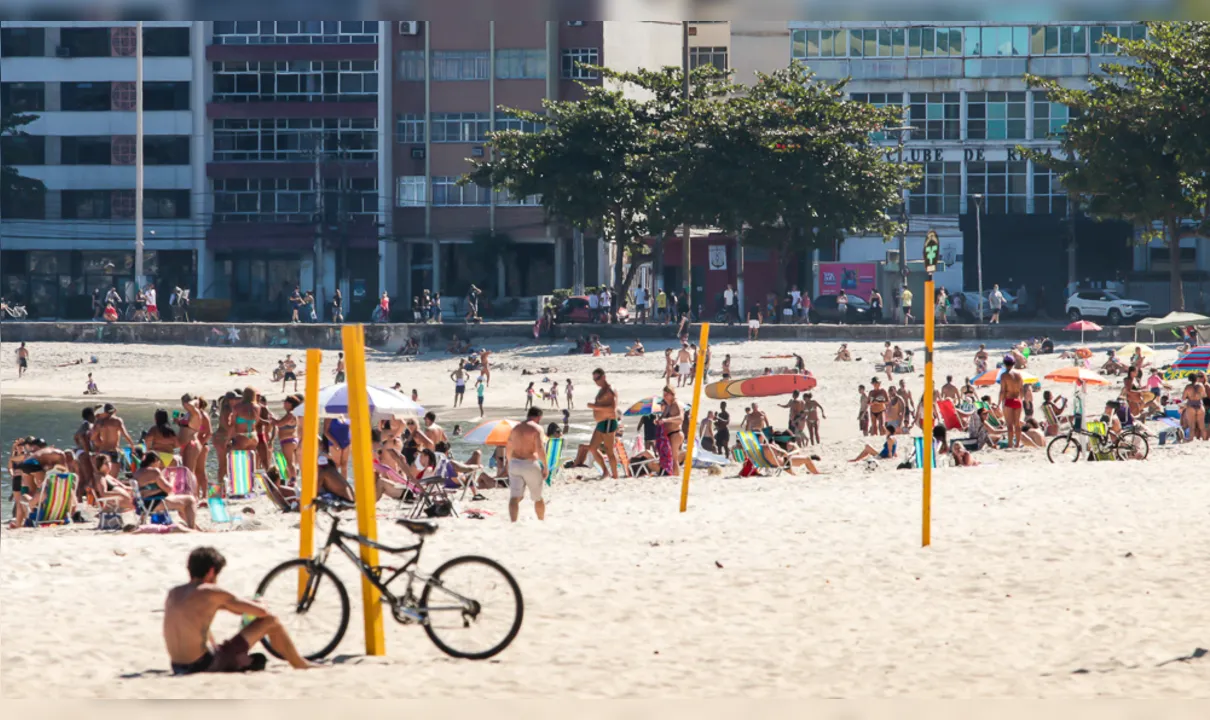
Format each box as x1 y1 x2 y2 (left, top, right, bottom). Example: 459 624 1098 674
0 320 1153 349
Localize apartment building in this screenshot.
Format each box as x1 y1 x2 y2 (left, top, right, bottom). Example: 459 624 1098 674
0 20 202 318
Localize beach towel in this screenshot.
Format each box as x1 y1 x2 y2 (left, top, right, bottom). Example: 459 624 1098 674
654 426 675 476
226 450 254 498
273 451 291 482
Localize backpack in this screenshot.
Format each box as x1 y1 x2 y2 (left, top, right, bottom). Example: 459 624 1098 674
424 500 453 517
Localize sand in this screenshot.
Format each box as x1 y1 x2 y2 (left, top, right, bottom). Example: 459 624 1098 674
2 332 1209 698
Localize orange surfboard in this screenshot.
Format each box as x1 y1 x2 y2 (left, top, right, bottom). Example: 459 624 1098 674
704 374 817 400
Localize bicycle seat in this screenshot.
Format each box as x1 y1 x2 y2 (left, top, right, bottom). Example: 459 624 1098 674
396 518 439 536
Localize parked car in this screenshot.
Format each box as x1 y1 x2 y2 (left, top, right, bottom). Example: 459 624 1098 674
1065 290 1150 324
955 289 1019 322
808 294 875 324
555 296 630 324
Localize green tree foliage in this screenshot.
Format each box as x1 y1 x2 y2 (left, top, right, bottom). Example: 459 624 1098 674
1026 22 1210 311
1 108 46 216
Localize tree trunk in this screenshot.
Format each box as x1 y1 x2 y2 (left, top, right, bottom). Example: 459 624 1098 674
1167 215 1185 312
652 233 666 295
620 251 650 301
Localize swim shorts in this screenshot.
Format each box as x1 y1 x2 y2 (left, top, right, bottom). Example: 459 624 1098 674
508 458 546 501
595 419 619 434
1004 398 1023 410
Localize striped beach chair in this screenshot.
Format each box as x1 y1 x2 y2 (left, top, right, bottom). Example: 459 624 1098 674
273 450 291 483
736 431 783 475
27 471 77 526
545 437 565 486
910 436 937 470
226 450 254 498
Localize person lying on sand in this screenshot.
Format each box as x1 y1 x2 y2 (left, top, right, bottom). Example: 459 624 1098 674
625 339 645 357
951 441 978 467
396 338 420 356
56 358 85 368
164 547 317 675
229 367 259 376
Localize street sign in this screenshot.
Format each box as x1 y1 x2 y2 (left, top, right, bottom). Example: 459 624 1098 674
923 229 941 275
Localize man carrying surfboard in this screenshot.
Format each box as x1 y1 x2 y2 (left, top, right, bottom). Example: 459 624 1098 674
586 368 620 480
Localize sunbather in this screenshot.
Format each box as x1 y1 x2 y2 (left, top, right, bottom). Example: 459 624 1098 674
850 424 898 463
132 453 199 529
761 442 822 475
951 441 978 466
625 339 645 357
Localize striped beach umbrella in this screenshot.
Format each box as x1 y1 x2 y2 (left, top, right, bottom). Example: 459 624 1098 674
624 397 691 416
462 419 517 446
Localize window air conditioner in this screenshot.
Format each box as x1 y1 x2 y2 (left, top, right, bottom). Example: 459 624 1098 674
410 147 425 159
566 21 585 27
398 21 420 35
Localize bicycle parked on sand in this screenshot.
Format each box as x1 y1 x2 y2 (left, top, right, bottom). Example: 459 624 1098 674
252 495 523 661
1046 419 1149 463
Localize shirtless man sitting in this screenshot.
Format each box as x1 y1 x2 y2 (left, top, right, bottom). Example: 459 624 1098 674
999 355 1025 448
834 344 852 362
164 547 315 675
506 407 547 522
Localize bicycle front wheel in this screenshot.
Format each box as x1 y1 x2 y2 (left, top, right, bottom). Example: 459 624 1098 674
1114 430 1150 461
420 555 523 660
1047 435 1083 463
253 558 350 661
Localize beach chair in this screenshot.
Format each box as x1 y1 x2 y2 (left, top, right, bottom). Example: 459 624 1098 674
1083 421 1115 461
731 447 746 464
226 450 254 498
613 437 632 478
26 471 77 526
736 431 783 476
545 437 565 486
273 450 292 483
374 460 427 516
910 436 937 470
164 466 198 498
936 400 964 432
207 496 233 524
1042 403 1070 434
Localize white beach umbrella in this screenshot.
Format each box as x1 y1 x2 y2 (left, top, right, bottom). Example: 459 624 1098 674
292 384 425 420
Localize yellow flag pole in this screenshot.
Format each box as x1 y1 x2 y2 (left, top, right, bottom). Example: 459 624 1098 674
922 281 935 548
679 322 710 513
343 324 385 655
297 348 322 597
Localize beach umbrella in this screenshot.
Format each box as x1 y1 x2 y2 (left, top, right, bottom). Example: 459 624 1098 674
1169 345 1210 379
1064 319 1103 343
292 383 425 420
972 368 1038 387
1116 343 1154 359
624 397 691 416
1044 367 1110 386
462 419 517 446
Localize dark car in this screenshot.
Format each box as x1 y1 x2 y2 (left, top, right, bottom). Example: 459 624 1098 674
555 296 630 324
808 294 875 324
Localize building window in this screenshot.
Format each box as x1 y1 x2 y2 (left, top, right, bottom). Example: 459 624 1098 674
144 189 190 218
561 48 599 79
967 91 1026 140
61 136 113 165
143 136 190 165
213 118 377 162
431 51 489 81
790 29 846 58
1 27 45 56
689 46 728 71
907 27 963 57
58 27 111 57
907 92 959 140
1032 165 1067 215
848 28 904 57
212 60 377 102
849 92 904 141
1030 25 1087 55
0 184 45 218
494 189 541 206
1090 24 1146 54
397 176 426 207
395 113 424 143
431 176 490 206
908 161 961 215
142 27 190 56
1033 96 1071 139
963 26 1029 57
495 49 546 79
494 112 542 134
967 160 1028 214
62 190 113 219
431 113 489 143
0 135 45 165
0 82 45 112
212 20 378 45
61 82 112 111
143 81 190 111
214 178 318 223
321 177 378 215
398 50 425 81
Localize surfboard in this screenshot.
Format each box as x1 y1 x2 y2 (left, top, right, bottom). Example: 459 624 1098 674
704 373 817 400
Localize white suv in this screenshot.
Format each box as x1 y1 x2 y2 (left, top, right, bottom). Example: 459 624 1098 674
1065 290 1151 325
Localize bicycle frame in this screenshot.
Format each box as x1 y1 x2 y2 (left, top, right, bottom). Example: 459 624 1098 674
310 510 425 608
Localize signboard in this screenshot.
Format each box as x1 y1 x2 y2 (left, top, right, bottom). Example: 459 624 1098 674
923 229 941 274
708 245 728 271
818 262 877 299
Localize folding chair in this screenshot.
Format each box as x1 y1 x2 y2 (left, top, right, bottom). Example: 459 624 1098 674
545 437 565 486
226 450 254 498
910 436 937 469
612 437 632 478
374 460 426 517
164 466 198 498
273 450 292 483
736 431 784 475
27 471 77 526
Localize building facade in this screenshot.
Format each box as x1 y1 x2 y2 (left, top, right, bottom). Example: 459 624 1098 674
0 20 202 318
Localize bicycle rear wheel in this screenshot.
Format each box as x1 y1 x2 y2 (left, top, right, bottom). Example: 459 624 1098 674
1114 430 1150 461
253 558 350 661
419 555 523 660
1047 435 1082 463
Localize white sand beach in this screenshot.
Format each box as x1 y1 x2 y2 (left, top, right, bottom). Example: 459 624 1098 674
2 332 1209 698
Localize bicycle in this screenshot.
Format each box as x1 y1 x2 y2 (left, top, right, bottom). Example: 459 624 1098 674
1046 420 1150 463
251 495 523 661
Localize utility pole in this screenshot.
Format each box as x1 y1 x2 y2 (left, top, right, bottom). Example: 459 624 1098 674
313 134 324 300
134 21 145 285
887 126 913 321
681 20 692 315
972 194 985 323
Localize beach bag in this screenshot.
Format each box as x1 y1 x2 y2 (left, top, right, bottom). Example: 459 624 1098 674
97 507 124 531
738 459 760 477
424 499 453 518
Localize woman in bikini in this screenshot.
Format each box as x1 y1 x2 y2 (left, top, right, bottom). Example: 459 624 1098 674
212 393 235 494
658 386 684 476
276 395 302 481
226 387 262 472
178 394 204 489
255 395 276 472
93 454 136 511
193 398 212 497
145 409 179 467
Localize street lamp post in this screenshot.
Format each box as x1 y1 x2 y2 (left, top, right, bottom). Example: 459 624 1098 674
971 193 985 323
886 126 914 321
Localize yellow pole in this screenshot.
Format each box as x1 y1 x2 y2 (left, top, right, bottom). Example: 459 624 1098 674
298 348 322 596
922 279 935 547
342 324 385 655
679 322 710 513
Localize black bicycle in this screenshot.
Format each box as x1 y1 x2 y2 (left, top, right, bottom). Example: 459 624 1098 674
1046 419 1150 463
252 496 523 661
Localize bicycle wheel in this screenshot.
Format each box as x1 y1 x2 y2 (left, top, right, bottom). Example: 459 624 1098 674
1047 435 1083 463
253 559 350 661
419 555 523 660
1114 430 1150 461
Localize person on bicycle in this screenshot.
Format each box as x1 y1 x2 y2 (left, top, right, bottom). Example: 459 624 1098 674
164 547 318 675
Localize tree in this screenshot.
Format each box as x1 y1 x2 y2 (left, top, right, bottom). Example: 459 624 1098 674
1 108 46 217
1025 22 1210 312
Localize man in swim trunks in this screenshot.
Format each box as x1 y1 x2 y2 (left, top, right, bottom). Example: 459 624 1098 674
742 403 771 440
867 378 889 436
675 341 693 388
450 365 468 408
90 403 136 469
280 354 299 392
941 375 961 402
165 547 315 675
423 411 449 445
586 368 620 480
16 341 29 377
881 342 894 381
999 355 1025 448
334 352 346 383
506 407 547 522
